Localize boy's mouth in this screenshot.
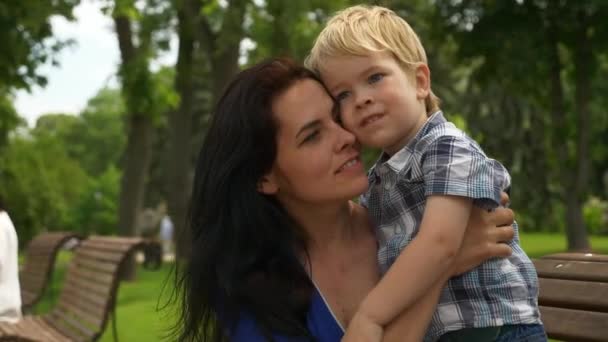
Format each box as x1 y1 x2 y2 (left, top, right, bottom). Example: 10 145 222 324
361 113 384 127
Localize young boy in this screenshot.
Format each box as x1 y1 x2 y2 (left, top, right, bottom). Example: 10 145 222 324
306 5 545 342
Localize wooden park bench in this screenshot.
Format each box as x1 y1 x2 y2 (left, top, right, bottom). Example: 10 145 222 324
0 236 145 342
534 252 608 342
20 232 82 312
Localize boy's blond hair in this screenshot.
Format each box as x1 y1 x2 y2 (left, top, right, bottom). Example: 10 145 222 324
306 5 440 114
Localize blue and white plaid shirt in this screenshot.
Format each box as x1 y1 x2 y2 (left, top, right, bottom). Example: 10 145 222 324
361 111 541 340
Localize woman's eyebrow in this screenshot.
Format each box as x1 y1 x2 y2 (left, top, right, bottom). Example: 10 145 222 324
296 120 321 139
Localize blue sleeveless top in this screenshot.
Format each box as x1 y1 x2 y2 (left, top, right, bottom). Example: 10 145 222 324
227 287 344 341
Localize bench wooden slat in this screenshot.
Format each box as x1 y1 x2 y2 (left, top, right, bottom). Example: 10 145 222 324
540 306 608 342
80 239 136 253
34 317 72 342
542 252 608 263
56 298 104 331
20 272 46 287
47 309 91 341
62 274 112 298
533 259 608 282
0 321 18 335
21 290 35 303
60 287 108 322
72 256 119 274
75 248 124 263
0 316 72 342
62 282 109 308
538 278 608 312
82 235 143 245
67 265 114 287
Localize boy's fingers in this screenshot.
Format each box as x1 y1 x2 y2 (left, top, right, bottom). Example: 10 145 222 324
491 226 515 243
493 207 514 227
490 244 513 258
500 192 510 207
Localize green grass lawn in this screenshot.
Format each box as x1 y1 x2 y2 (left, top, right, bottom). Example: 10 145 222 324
519 232 608 258
98 263 176 342
28 233 608 341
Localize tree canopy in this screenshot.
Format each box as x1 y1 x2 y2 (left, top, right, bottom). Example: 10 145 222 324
1 0 607 249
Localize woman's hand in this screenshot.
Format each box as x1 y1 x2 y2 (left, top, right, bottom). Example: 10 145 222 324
451 192 515 276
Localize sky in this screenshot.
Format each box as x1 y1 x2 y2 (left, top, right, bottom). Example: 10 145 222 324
14 0 177 127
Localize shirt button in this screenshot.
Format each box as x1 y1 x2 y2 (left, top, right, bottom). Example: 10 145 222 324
395 226 403 234
383 180 392 190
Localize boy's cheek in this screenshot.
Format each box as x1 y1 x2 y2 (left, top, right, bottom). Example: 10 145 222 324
340 115 358 132
338 109 355 126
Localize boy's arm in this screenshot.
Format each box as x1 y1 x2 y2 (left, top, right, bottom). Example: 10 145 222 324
382 273 451 342
356 195 472 326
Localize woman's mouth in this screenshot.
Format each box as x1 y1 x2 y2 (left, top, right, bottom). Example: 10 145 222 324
336 157 361 173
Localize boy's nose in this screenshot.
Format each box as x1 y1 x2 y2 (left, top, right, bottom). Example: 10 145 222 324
355 91 373 108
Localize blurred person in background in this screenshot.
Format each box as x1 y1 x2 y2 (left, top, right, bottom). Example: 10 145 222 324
0 195 22 323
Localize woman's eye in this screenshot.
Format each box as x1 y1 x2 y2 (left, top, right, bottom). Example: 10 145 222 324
368 73 384 84
303 130 320 143
335 91 350 102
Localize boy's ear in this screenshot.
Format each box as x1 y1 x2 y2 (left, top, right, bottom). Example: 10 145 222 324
257 171 279 195
415 64 431 99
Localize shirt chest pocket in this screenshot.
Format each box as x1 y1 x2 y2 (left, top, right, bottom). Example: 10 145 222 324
394 166 426 208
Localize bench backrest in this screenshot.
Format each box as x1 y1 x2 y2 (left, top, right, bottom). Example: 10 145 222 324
43 236 144 341
20 232 81 311
534 253 608 342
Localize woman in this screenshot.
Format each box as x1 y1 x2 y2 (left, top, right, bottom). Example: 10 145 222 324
173 58 515 341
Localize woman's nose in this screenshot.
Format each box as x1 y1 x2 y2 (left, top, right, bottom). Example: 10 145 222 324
334 124 356 152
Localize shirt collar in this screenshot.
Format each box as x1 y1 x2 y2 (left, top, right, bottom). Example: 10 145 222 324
371 111 446 174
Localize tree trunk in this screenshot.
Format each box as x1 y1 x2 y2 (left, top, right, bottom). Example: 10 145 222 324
114 14 155 278
208 0 247 101
169 0 248 260
545 12 580 249
567 8 592 251
168 0 196 260
118 114 154 278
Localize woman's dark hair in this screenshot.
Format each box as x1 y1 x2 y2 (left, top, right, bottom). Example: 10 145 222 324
174 58 325 341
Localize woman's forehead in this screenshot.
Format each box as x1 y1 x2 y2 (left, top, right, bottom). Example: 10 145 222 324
273 79 334 127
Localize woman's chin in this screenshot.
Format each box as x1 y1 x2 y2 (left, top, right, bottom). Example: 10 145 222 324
351 178 370 198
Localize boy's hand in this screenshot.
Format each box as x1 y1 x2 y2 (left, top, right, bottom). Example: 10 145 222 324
342 312 383 342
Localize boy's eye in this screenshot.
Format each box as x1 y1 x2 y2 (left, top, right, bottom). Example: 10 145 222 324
335 91 350 102
368 73 384 84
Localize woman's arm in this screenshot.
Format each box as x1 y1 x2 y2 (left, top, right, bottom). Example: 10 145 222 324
381 201 515 342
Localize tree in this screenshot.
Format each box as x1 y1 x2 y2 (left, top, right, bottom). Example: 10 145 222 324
76 88 127 176
0 134 88 247
0 91 23 149
433 0 608 250
105 0 174 277
71 166 122 236
0 0 79 90
166 0 249 259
